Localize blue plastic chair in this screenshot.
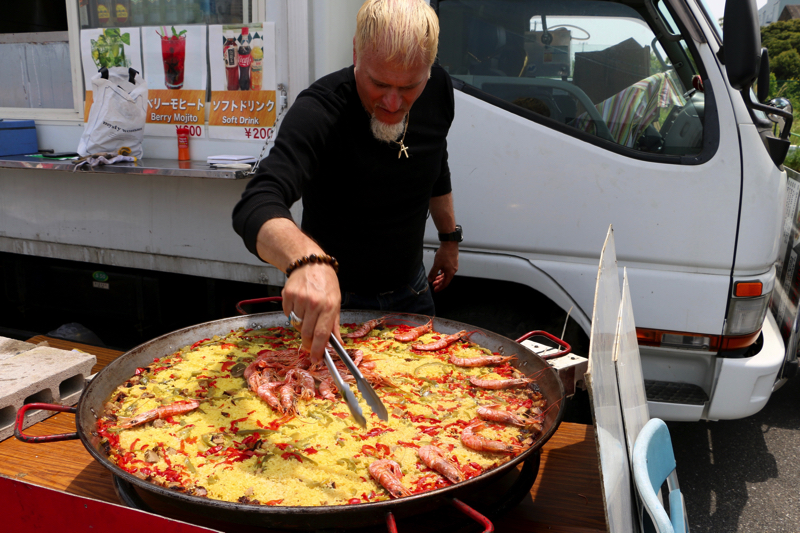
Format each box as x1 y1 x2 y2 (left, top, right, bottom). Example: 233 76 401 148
632 418 689 533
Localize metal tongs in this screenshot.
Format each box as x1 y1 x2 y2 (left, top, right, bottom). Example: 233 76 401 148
289 312 388 427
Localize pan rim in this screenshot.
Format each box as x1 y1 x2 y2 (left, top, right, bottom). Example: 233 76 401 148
76 310 565 525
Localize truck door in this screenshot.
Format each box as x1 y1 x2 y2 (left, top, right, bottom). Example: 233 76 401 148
435 0 739 343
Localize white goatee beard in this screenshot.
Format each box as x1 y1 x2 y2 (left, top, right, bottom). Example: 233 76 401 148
370 114 406 143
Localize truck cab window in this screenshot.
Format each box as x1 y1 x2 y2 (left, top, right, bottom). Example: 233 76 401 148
438 0 705 157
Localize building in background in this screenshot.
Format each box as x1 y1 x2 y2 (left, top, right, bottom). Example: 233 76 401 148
760 0 800 25
779 4 800 20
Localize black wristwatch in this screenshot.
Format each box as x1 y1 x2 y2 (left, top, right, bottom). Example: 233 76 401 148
438 224 463 243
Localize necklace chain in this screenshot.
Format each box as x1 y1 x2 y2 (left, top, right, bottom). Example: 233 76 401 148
392 114 410 159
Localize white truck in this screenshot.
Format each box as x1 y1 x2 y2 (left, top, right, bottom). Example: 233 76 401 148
0 0 794 422
425 0 795 422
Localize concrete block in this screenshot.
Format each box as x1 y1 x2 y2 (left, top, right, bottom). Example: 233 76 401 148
0 338 37 362
0 340 96 442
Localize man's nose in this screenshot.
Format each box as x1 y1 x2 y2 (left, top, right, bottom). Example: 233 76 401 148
381 90 402 112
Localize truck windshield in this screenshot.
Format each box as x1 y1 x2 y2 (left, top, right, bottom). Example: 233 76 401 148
438 0 705 156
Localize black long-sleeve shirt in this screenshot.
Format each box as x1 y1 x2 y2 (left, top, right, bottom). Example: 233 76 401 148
232 64 455 294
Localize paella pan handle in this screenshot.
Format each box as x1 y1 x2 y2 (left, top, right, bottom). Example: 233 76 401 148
515 330 571 360
385 498 495 533
14 403 79 443
236 296 283 315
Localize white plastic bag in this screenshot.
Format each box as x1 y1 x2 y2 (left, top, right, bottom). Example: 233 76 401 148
78 67 148 159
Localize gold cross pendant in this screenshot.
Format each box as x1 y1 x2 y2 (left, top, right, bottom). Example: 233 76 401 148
398 143 409 159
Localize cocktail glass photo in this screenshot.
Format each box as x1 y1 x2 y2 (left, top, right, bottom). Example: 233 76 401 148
90 29 131 70
160 27 187 90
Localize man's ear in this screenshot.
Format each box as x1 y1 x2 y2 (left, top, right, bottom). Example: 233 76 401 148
353 36 357 67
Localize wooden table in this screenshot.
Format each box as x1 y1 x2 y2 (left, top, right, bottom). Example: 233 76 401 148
0 337 607 533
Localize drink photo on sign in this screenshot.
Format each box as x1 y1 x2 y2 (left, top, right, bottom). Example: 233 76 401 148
219 24 263 91
140 23 207 137
158 26 187 89
207 22 275 141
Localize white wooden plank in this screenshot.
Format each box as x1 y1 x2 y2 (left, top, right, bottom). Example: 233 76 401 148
586 225 635 533
615 268 650 459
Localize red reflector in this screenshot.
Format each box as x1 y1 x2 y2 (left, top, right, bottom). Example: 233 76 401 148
734 282 762 297
636 328 761 352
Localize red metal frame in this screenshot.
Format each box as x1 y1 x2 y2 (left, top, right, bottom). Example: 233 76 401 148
235 296 283 315
383 499 494 533
451 498 494 532
14 403 79 443
515 330 572 360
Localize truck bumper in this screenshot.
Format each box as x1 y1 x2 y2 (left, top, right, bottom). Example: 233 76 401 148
705 311 786 420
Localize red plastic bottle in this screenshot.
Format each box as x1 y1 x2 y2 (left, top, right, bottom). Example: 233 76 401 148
238 27 252 91
223 32 239 91
177 126 190 161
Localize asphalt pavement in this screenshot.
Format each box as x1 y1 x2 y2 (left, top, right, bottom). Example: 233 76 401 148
668 375 800 532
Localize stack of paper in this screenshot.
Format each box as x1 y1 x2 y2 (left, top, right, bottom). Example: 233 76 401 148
207 155 257 165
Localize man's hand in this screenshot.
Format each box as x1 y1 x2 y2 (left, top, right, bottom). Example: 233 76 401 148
428 192 459 292
255 218 343 364
281 262 342 363
428 241 458 292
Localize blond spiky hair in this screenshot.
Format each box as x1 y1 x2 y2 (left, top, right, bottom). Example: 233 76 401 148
355 0 439 68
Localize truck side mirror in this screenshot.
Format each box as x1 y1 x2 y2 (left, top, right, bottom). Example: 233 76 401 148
724 0 793 167
723 0 760 90
757 48 770 103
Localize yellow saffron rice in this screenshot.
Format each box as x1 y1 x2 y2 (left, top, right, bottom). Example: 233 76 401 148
98 321 546 506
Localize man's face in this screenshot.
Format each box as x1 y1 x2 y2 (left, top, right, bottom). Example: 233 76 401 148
353 44 430 125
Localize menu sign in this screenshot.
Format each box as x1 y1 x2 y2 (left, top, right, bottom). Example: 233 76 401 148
142 25 208 137
208 23 277 141
80 27 143 122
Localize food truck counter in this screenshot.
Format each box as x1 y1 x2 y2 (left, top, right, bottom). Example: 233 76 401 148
0 155 251 180
1 336 607 533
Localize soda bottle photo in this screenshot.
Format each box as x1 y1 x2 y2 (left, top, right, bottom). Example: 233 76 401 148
129 0 146 25
238 26 252 91
223 31 239 91
96 0 113 27
113 0 131 26
250 38 263 91
147 0 161 25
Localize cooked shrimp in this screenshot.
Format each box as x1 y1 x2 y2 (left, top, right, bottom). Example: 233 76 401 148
279 383 297 415
118 399 200 428
461 421 525 455
368 459 412 498
344 318 386 339
417 445 464 483
256 379 283 413
285 369 315 401
468 376 533 389
394 319 433 342
318 378 337 401
449 354 516 367
412 330 476 351
477 404 541 430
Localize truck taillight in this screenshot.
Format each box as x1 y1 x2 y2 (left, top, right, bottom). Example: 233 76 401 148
637 328 761 352
724 293 770 336
637 289 771 353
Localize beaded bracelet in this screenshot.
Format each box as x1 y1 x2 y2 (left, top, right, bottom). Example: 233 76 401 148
285 254 339 278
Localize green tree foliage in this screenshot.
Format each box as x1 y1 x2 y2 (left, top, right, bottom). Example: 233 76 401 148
762 19 800 114
773 49 800 80
762 19 800 60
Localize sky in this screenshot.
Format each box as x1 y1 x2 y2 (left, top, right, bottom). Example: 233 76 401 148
702 0 768 20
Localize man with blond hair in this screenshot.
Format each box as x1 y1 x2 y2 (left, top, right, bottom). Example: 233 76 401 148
232 0 459 361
